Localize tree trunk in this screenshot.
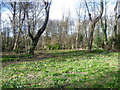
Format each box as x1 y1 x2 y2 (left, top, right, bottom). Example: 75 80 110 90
76 19 80 49
88 22 95 51
11 2 16 50
100 18 108 48
29 40 38 54
13 27 21 50
113 1 120 51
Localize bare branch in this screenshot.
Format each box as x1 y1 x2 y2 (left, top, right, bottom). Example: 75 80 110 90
84 0 92 21
94 0 104 23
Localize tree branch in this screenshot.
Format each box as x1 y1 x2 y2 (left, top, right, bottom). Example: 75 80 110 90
84 0 92 21
34 1 51 40
26 10 34 41
94 0 104 23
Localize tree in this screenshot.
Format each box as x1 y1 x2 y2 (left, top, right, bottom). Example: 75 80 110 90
75 3 82 49
26 1 52 54
9 2 17 50
3 2 26 51
100 1 108 48
118 0 120 34
84 0 104 51
13 2 26 50
113 0 120 51
114 0 120 38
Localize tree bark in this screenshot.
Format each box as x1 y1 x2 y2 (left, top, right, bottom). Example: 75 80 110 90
10 2 16 50
114 1 120 38
113 1 120 51
88 22 95 51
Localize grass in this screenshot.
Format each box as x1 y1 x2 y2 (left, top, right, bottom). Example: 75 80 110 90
1 54 34 62
1 49 119 88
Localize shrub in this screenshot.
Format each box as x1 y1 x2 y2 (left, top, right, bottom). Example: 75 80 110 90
47 43 61 50
54 43 61 50
15 48 21 54
114 34 120 51
94 36 103 48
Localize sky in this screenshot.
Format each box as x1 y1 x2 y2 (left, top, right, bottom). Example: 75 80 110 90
1 0 79 21
49 0 79 20
1 0 116 22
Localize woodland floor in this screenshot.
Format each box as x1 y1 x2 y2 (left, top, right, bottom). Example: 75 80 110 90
1 49 120 88
2 52 54 67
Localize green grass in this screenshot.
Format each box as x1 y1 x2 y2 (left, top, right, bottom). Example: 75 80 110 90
1 54 34 62
1 50 119 88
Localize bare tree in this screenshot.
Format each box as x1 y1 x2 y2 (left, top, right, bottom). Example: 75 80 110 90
100 1 108 49
75 3 82 49
84 0 104 51
25 1 52 54
13 2 26 50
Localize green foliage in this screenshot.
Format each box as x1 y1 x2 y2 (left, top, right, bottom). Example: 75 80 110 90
54 43 61 50
103 34 120 51
1 54 33 62
1 58 19 62
79 33 84 42
94 36 103 48
47 43 61 50
1 50 119 88
114 34 120 50
15 48 21 53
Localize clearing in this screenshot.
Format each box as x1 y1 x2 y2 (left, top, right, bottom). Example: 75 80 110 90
1 50 119 88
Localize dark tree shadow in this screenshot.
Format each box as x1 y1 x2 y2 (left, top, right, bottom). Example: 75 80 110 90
48 49 111 62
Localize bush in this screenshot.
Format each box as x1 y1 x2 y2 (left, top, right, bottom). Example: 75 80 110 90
114 34 120 51
54 43 61 50
47 43 61 50
104 35 120 51
15 48 21 53
94 36 103 48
